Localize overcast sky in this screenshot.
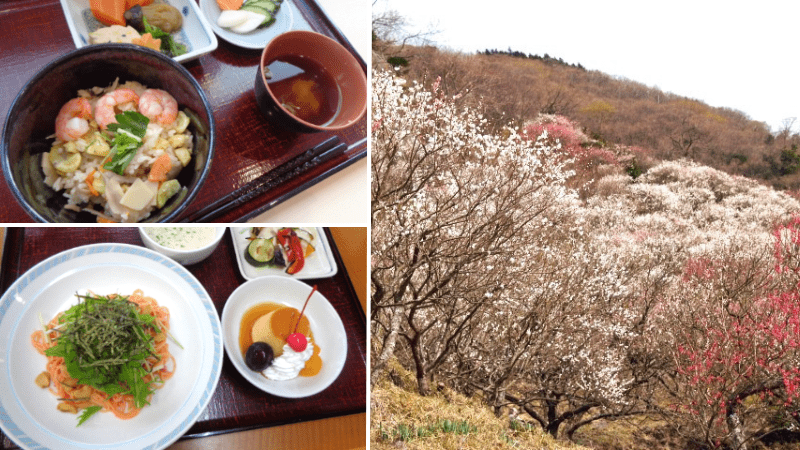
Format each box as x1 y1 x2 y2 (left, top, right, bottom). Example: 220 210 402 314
374 0 800 133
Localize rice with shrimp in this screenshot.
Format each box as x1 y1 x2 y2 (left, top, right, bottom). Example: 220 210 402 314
43 78 194 223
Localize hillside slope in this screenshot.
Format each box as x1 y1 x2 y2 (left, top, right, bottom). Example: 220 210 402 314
374 44 800 191
371 363 589 450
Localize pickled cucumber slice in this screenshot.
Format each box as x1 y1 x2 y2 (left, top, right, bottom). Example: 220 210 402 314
248 0 277 13
241 0 277 26
240 3 268 15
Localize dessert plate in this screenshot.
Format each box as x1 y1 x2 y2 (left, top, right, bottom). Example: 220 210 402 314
221 276 347 398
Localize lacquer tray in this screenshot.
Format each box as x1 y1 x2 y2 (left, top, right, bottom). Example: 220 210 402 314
0 0 366 223
0 227 367 448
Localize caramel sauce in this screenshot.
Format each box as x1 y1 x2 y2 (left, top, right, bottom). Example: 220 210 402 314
300 345 322 376
239 302 322 377
239 302 282 357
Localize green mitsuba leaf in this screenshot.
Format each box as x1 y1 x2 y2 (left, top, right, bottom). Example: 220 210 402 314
103 111 149 175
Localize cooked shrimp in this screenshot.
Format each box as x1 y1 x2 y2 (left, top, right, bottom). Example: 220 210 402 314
95 88 140 129
138 89 178 125
55 98 92 142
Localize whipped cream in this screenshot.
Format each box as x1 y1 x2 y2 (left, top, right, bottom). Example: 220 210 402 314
263 340 314 381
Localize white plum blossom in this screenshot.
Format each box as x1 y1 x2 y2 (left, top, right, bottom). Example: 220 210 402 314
370 68 800 444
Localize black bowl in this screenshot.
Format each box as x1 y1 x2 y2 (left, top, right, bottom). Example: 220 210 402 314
1 44 215 222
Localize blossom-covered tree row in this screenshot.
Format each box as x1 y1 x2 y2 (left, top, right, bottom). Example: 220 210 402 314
371 68 800 449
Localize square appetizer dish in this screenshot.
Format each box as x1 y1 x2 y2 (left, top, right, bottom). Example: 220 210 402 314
59 0 218 63
230 227 338 280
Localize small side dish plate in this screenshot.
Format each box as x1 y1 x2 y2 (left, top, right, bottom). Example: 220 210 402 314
198 0 301 50
59 0 218 63
0 244 223 450
230 227 338 280
222 276 347 398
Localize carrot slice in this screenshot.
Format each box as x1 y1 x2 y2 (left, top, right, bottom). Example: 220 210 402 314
85 170 100 196
216 0 244 10
132 33 162 51
148 153 172 182
90 0 127 26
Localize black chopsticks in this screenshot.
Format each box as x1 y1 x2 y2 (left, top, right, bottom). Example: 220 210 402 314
180 136 348 223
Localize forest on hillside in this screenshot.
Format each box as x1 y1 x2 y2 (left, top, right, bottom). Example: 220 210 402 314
372 17 800 450
373 38 800 192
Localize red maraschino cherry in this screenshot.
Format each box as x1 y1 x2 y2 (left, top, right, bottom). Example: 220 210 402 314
287 333 307 352
287 285 316 352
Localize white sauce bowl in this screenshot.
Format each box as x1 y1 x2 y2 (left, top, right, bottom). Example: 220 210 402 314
139 226 226 265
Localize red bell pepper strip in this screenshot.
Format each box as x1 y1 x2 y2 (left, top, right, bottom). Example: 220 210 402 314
277 228 305 274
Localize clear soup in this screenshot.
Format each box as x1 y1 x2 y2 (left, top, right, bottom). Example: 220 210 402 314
265 56 342 126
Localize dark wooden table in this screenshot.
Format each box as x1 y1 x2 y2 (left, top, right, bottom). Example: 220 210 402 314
0 0 367 223
0 227 367 448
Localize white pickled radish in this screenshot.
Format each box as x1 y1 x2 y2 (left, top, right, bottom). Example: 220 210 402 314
230 12 265 33
217 10 253 28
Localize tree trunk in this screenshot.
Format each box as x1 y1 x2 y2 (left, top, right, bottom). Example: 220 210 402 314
417 369 431 396
727 412 747 450
409 336 431 396
545 421 561 440
493 387 507 417
370 306 403 387
545 398 560 439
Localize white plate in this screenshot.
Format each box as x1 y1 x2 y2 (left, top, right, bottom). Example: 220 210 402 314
199 0 302 50
221 276 347 397
0 244 223 450
230 227 338 280
59 0 218 63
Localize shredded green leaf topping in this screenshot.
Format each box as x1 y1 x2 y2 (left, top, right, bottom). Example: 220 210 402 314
103 111 149 175
44 293 164 425
77 405 102 426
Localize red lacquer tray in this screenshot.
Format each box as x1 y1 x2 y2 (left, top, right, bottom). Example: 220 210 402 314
0 227 367 448
0 0 367 223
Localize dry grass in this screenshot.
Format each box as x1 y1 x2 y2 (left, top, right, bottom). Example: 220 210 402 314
370 362 587 450
569 415 684 450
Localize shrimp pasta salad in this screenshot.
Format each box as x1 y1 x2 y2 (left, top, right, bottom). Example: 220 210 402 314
30 290 177 426
44 78 194 222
